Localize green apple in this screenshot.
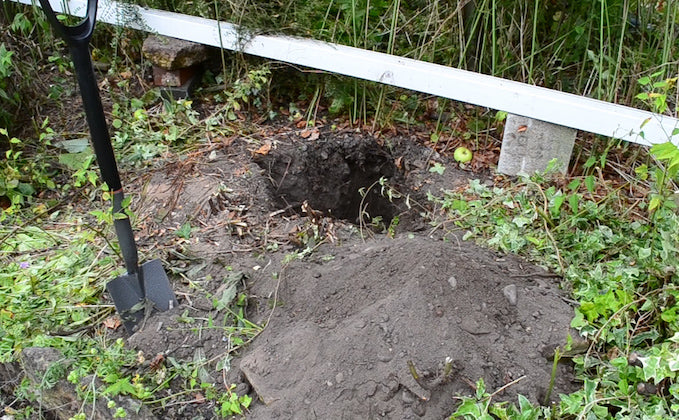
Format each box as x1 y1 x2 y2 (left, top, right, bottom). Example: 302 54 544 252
454 146 473 163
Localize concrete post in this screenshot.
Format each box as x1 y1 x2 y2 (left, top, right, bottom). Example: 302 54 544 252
498 114 577 175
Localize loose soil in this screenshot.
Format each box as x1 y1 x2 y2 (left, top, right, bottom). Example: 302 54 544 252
123 125 581 418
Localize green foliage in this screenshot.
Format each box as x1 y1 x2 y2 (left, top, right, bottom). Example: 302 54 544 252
1 214 259 418
213 66 271 120
636 71 678 115
0 125 57 217
432 145 679 417
0 42 18 127
110 67 270 164
218 384 253 416
120 0 678 107
1 3 62 129
449 378 549 420
110 94 194 163
429 162 446 175
0 223 110 363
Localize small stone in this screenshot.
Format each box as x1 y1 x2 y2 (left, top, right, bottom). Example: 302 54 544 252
628 352 643 367
401 389 415 404
412 401 427 417
637 382 657 395
364 382 378 397
387 379 400 394
378 352 393 363
503 284 518 305
335 372 344 383
447 276 457 289
235 382 251 395
460 318 491 335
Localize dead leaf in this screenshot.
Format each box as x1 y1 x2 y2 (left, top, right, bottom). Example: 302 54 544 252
149 354 165 371
395 156 404 170
253 143 271 155
296 120 307 128
103 316 122 330
517 125 528 132
300 128 320 140
215 136 235 146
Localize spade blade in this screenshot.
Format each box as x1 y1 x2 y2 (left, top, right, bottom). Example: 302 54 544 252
106 259 177 333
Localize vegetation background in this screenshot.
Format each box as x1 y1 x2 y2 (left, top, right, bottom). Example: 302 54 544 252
1 0 679 418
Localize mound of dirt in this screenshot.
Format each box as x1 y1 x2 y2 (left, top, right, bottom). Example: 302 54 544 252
236 235 578 419
122 127 580 418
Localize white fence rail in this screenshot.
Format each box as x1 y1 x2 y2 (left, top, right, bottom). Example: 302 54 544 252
17 0 679 147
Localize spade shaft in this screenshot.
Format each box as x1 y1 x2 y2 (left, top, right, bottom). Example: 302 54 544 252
38 0 176 332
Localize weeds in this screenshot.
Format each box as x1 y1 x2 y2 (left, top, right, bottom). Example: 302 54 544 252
3 0 679 417
0 125 56 216
433 142 679 417
0 23 267 420
116 0 678 126
0 42 17 128
1 209 259 418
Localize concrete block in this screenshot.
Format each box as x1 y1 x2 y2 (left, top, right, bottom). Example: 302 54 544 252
498 114 577 175
142 35 209 70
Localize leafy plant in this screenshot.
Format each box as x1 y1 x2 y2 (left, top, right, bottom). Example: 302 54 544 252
636 71 678 116
450 378 548 420
213 66 271 120
432 144 679 416
218 384 252 416
0 126 56 217
0 42 17 127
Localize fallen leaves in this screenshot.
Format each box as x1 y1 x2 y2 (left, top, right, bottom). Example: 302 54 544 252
149 354 166 371
103 316 122 330
300 128 320 140
253 143 271 155
394 156 404 170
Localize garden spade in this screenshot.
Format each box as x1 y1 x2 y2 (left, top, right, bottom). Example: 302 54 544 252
38 0 177 332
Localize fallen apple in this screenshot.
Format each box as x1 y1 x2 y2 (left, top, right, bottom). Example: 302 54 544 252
454 146 473 163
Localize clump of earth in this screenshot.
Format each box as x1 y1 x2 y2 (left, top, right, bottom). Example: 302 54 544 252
122 126 580 418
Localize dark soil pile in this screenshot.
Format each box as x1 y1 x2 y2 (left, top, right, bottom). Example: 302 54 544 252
124 127 580 418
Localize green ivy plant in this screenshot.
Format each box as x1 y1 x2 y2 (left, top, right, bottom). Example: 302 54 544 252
431 147 679 417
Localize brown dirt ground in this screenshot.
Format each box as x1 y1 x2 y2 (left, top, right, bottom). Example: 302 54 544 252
123 125 581 418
